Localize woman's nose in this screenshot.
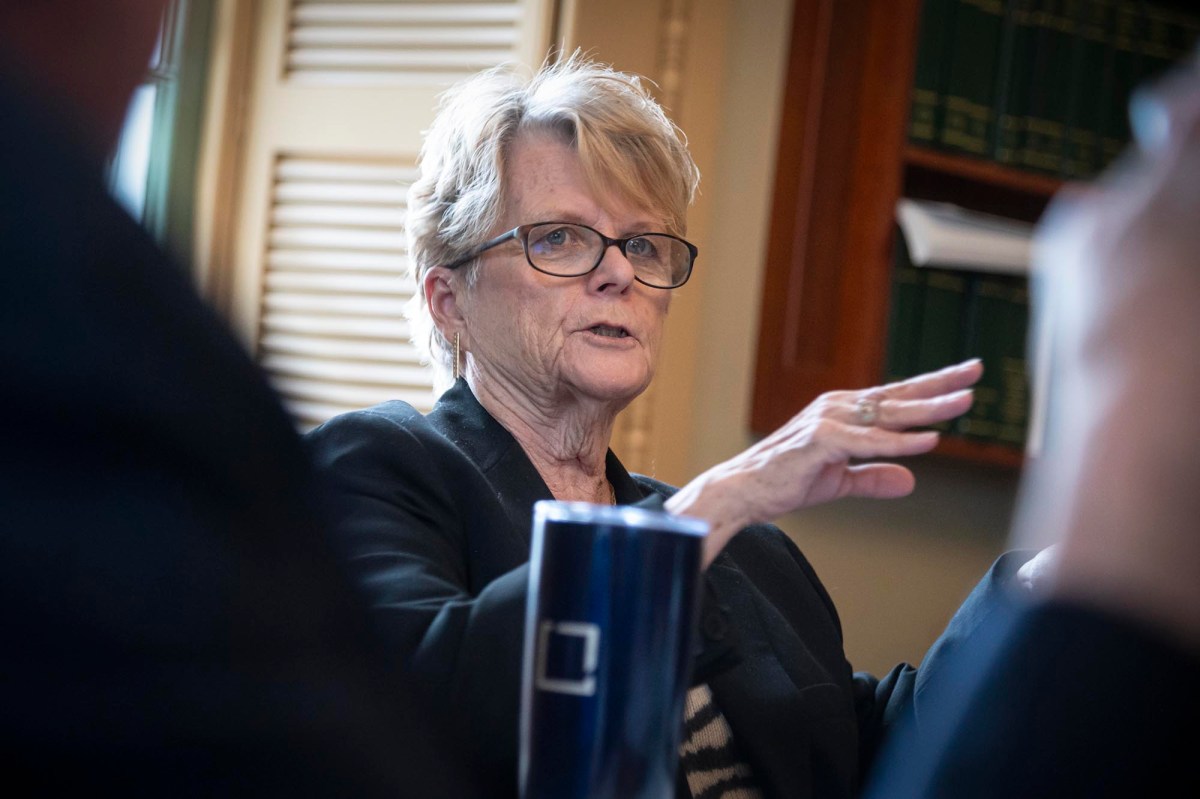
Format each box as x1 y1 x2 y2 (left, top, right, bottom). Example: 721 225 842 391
588 242 636 293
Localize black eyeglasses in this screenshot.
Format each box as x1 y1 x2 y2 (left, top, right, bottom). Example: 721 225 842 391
444 221 698 289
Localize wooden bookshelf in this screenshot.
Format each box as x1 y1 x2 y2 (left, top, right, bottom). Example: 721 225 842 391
933 435 1025 470
753 0 1196 471
902 144 1061 223
904 145 1063 199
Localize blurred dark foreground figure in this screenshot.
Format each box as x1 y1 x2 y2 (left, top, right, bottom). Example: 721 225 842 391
864 59 1200 799
0 3 467 795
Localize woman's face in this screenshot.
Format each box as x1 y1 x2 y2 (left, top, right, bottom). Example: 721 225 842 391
458 131 673 408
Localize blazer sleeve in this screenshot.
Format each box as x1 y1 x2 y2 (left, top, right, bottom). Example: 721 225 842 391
863 600 1200 798
632 489 741 684
305 407 528 791
850 549 1038 777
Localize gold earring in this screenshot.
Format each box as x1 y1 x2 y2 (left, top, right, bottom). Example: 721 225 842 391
453 332 461 381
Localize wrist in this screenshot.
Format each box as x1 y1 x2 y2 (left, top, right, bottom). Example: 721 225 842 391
665 469 749 569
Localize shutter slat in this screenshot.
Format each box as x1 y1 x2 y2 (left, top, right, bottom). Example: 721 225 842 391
272 376 434 407
293 3 522 25
262 311 411 340
269 227 406 251
265 271 410 295
274 182 407 204
264 291 409 316
276 160 416 182
288 47 513 70
292 26 518 47
262 332 420 363
263 354 431 386
273 204 405 228
267 249 406 273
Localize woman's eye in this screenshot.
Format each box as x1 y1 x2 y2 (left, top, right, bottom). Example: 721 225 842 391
627 237 658 259
533 227 574 249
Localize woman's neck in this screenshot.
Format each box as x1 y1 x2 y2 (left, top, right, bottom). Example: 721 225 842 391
467 372 622 504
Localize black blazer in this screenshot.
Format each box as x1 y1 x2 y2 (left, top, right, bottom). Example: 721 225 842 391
0 74 467 797
307 379 1028 798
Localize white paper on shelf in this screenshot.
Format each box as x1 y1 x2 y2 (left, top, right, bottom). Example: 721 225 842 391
895 198 1034 275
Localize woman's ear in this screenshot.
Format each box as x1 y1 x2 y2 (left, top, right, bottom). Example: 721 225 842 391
424 266 465 338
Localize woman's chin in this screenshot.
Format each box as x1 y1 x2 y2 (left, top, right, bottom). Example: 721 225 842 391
565 365 652 407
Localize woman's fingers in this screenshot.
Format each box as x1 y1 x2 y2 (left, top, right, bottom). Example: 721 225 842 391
856 389 975 430
839 463 917 499
875 358 984 401
829 422 941 460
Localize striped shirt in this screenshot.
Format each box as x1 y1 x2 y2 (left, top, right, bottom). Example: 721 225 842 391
679 684 763 799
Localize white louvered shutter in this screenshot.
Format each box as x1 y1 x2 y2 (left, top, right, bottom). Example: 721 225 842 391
287 2 526 82
225 0 553 430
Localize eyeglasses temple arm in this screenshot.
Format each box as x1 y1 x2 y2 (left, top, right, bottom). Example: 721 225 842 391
443 227 520 270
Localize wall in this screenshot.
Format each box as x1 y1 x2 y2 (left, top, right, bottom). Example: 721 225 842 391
781 459 1016 674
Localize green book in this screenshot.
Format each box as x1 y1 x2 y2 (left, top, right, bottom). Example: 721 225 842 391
910 0 958 145
1022 0 1075 174
1164 6 1200 70
884 232 926 384
1142 4 1200 93
916 268 970 431
939 0 1007 156
1140 3 1180 84
958 274 1029 444
993 0 1039 166
1097 1 1144 169
1062 0 1111 178
994 277 1030 446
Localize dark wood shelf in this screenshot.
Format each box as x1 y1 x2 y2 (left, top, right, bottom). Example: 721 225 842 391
903 145 1064 223
905 145 1064 198
932 434 1025 470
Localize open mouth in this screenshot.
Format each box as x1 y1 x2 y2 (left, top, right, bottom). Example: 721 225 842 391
588 324 630 339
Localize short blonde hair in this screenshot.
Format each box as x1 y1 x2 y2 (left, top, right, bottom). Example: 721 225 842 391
405 52 701 381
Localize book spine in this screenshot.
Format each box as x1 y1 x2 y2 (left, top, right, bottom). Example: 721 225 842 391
1062 0 1110 178
958 273 1029 445
940 0 1007 156
1140 3 1179 84
1022 0 1074 174
1098 0 1144 168
910 0 956 145
1165 6 1200 71
884 232 926 384
993 0 1038 166
917 268 969 431
995 277 1031 446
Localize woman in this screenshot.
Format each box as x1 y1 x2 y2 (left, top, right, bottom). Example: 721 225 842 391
306 56 996 799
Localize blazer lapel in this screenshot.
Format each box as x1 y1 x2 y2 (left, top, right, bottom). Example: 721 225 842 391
426 380 553 548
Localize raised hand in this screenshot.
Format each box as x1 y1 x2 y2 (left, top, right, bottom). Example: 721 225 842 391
666 359 983 567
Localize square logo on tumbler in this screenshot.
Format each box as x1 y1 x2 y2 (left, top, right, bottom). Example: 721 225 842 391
536 620 600 696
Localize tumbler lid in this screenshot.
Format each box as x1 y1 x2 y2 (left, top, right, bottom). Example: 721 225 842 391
533 499 709 537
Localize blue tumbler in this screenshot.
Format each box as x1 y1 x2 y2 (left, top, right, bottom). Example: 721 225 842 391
519 500 707 799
